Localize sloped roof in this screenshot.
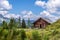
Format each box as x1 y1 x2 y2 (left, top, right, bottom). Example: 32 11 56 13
33 17 52 24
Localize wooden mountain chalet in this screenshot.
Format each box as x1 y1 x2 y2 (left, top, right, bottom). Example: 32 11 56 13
33 17 51 28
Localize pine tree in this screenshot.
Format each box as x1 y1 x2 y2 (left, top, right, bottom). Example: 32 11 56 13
28 18 30 26
18 17 21 28
2 21 8 29
22 19 26 28
27 18 33 28
8 18 16 29
28 18 31 28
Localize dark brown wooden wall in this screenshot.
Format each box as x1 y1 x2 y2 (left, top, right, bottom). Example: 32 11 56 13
33 18 50 28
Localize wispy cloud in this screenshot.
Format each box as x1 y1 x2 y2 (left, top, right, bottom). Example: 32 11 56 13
0 0 60 22
0 0 20 21
35 0 60 22
35 0 45 7
0 0 12 10
4 13 20 19
21 10 40 20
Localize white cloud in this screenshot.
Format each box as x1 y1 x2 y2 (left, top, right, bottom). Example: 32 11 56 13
0 0 21 21
0 11 21 19
21 10 27 15
40 11 50 16
21 10 39 20
35 0 45 7
0 0 12 16
0 11 8 15
0 0 20 20
35 0 60 14
4 14 20 19
35 0 60 22
21 11 32 20
0 0 12 10
40 11 59 22
21 11 33 18
45 0 60 13
21 10 33 16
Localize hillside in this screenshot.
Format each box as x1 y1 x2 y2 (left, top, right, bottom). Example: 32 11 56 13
0 19 60 40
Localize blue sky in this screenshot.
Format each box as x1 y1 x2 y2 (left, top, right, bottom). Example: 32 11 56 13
8 0 47 15
0 0 60 23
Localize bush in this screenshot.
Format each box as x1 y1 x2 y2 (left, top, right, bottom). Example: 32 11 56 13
32 30 41 40
26 30 32 40
2 29 9 36
43 35 49 40
20 30 26 40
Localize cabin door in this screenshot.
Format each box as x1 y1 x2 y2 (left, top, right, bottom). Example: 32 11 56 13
40 24 42 28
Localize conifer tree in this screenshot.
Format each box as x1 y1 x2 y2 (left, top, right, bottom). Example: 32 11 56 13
22 19 26 28
28 18 33 28
28 18 30 26
28 18 31 28
2 21 8 29
8 18 16 29
18 17 21 27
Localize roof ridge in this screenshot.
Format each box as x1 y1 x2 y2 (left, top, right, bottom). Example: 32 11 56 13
33 17 52 24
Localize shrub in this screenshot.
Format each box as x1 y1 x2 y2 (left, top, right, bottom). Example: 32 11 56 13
2 29 9 36
43 35 49 40
20 30 26 40
32 30 41 40
26 31 32 40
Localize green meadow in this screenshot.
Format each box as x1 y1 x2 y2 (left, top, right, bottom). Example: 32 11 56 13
0 18 60 40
